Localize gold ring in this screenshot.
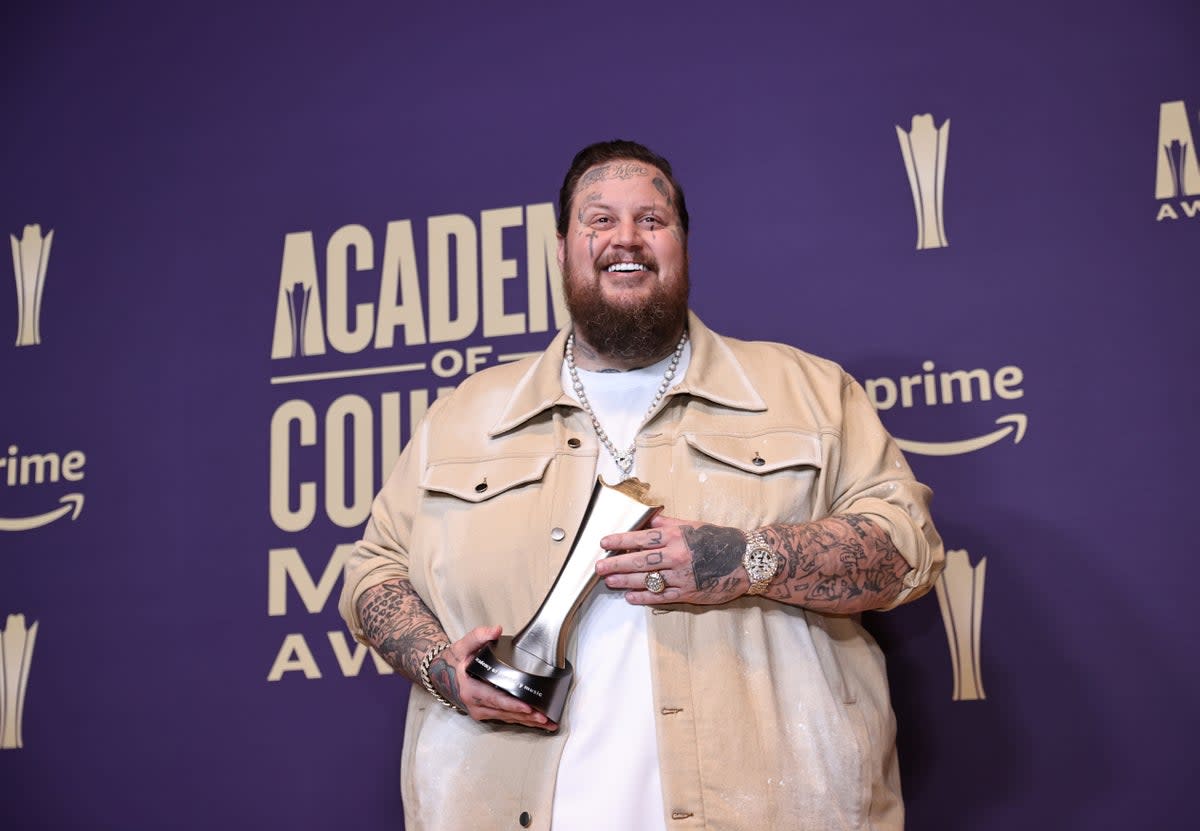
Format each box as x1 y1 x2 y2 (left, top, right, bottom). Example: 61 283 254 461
645 571 667 594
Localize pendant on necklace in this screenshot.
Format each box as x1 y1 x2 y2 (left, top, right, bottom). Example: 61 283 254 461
565 329 688 484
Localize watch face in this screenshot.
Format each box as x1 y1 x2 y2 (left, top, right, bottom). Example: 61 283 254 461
746 547 776 581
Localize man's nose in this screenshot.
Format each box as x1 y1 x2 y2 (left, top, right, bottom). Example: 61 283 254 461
612 217 643 248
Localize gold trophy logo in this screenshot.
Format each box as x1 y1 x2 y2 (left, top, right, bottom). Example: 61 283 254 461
896 114 950 250
10 225 53 346
270 233 327 358
1155 100 1200 199
1 614 38 749
934 549 986 701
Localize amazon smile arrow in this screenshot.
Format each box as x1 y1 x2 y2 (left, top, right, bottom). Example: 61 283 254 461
0 493 85 532
895 414 1027 457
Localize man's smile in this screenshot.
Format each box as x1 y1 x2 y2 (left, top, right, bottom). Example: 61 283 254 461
604 261 652 273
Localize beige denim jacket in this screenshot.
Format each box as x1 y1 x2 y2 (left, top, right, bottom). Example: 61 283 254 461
340 311 944 831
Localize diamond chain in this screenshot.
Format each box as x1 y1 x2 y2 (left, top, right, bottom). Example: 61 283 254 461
565 330 688 478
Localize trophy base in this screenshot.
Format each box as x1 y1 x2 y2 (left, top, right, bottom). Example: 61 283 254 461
466 636 573 723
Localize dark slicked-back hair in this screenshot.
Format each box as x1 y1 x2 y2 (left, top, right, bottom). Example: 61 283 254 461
556 139 689 236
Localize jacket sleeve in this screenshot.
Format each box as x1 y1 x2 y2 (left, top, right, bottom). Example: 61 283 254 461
337 397 444 644
826 373 945 609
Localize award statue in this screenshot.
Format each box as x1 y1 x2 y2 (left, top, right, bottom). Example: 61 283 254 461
466 476 662 722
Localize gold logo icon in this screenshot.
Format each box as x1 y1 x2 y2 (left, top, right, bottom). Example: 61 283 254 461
1 614 38 749
270 231 327 358
896 115 950 250
10 225 53 347
1155 100 1200 199
934 549 986 701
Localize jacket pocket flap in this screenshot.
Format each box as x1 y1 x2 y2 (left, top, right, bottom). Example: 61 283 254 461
684 431 822 474
420 455 553 503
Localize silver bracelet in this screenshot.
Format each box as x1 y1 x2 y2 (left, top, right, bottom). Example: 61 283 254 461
418 641 464 713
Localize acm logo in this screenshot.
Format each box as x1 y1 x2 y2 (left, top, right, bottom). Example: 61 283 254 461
935 551 986 701
1155 100 1200 221
9 225 52 348
897 114 950 250
1 614 37 749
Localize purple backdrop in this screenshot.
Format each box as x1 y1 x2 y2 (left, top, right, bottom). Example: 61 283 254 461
3 1 1198 828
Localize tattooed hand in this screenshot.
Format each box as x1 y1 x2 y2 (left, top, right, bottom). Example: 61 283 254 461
595 513 911 613
357 581 556 731
433 626 558 731
596 515 749 605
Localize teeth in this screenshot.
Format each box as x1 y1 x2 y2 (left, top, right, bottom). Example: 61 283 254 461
606 263 645 272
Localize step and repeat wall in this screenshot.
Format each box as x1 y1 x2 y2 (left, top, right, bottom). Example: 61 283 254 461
2 2 1196 828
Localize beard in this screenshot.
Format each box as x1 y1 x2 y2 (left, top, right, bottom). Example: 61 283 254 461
563 259 690 364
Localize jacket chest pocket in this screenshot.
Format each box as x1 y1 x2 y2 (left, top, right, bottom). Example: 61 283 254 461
416 454 556 628
679 430 824 526
421 454 552 503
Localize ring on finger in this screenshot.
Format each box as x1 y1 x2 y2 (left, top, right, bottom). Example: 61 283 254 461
644 570 667 594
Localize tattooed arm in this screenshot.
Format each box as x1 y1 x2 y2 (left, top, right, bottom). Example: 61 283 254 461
595 513 909 614
356 579 556 730
357 579 446 681
754 515 909 612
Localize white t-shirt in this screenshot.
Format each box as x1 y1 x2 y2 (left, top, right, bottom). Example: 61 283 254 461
551 341 691 830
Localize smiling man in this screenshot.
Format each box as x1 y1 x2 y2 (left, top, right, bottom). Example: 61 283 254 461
558 153 689 369
340 140 944 830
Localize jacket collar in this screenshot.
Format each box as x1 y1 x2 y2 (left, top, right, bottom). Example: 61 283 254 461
488 310 767 437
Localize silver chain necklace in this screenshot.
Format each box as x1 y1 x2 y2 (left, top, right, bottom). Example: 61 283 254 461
565 330 688 479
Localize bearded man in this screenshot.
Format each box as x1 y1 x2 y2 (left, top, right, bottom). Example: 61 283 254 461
339 140 944 831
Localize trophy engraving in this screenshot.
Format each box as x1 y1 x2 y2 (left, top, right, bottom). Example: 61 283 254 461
1 614 38 749
10 225 53 347
896 114 950 250
466 477 662 722
934 549 986 701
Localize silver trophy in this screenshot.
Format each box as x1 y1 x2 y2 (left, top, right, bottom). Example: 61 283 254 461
466 476 662 722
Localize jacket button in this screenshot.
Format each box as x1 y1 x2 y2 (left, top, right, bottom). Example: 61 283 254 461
550 527 566 541
567 437 581 448
475 481 488 493
752 453 765 466
519 811 532 827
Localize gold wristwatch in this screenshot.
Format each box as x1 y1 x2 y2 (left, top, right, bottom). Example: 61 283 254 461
742 529 779 595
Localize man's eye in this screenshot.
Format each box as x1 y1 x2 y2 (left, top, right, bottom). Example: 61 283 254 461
592 216 611 225
641 216 662 226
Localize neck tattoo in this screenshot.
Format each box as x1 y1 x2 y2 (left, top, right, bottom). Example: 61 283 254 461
565 330 688 479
